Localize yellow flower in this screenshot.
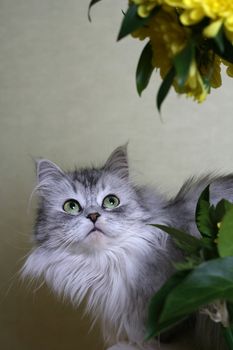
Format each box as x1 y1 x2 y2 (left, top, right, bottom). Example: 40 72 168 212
132 3 226 101
222 59 233 78
178 53 222 101
133 0 233 42
166 0 233 42
130 0 233 103
172 60 208 102
199 53 222 89
133 8 190 74
133 8 210 102
209 56 222 88
132 0 162 18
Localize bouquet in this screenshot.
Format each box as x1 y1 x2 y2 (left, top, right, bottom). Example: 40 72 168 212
89 0 233 110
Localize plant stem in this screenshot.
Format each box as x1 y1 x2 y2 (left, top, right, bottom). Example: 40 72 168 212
222 327 233 350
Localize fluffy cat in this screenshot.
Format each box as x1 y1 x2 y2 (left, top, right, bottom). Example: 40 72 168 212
22 145 233 350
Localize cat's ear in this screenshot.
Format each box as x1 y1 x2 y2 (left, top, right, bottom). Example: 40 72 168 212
104 144 129 179
36 159 64 184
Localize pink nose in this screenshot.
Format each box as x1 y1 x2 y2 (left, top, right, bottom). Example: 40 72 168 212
86 212 100 223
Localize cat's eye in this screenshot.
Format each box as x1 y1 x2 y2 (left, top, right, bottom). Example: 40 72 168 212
102 195 120 209
63 199 82 215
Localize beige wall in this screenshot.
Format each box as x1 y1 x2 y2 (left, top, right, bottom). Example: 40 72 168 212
1 1 233 349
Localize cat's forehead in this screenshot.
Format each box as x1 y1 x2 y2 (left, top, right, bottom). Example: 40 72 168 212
70 168 103 188
69 167 129 194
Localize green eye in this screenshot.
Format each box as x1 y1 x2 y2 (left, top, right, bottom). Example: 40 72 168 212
63 199 81 215
102 195 120 209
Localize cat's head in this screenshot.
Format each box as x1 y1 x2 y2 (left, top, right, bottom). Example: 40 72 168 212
34 145 150 254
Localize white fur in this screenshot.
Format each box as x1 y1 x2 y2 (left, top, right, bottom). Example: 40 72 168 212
107 344 139 350
22 224 167 347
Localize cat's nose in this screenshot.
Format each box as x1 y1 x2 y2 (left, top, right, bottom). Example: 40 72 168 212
86 212 100 223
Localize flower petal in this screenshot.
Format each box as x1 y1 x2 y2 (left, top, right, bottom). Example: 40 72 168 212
203 19 223 38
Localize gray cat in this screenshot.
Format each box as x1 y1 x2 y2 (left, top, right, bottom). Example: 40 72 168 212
22 145 233 350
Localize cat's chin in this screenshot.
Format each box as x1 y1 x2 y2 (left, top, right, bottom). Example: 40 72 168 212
85 229 105 242
71 230 111 254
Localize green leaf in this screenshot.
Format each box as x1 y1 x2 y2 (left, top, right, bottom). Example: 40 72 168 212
146 271 188 339
222 326 233 350
156 66 175 112
158 257 233 327
118 4 147 40
88 0 102 22
211 34 233 64
117 4 160 41
218 207 233 257
227 302 233 327
214 27 225 53
198 184 210 203
136 42 154 96
174 256 202 271
202 75 211 93
150 315 188 337
201 237 215 250
195 185 215 237
223 37 233 64
173 41 195 87
215 199 233 223
153 224 202 255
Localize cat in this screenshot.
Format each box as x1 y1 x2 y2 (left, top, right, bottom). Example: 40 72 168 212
22 144 233 350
